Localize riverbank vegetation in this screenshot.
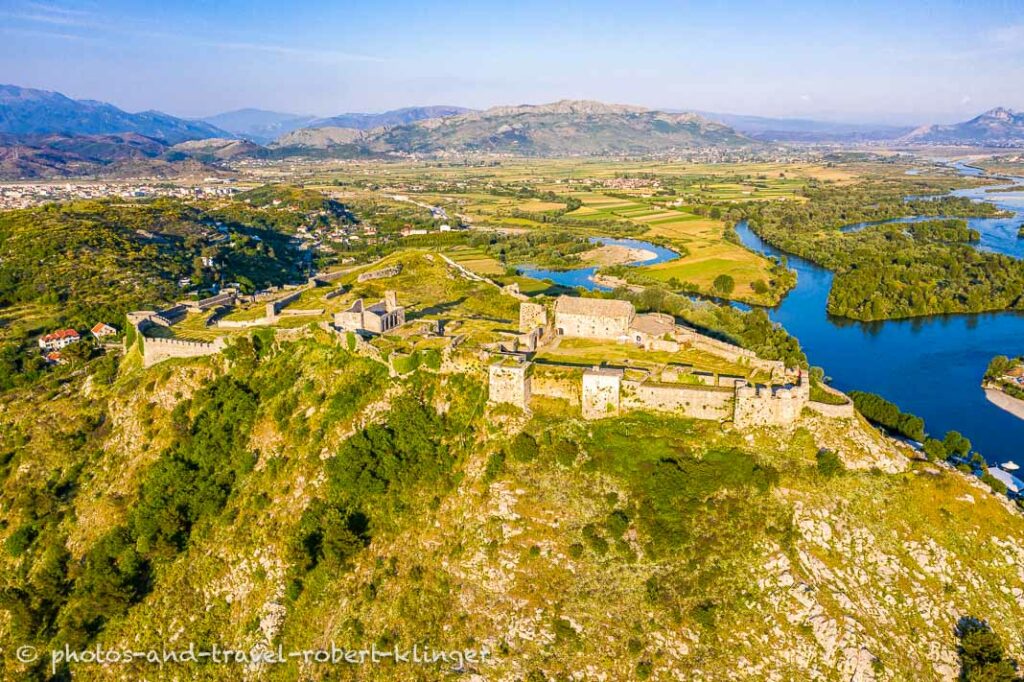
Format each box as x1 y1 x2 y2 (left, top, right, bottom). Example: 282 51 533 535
984 355 1024 401
742 181 1020 320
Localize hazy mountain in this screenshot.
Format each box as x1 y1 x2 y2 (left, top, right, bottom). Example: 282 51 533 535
306 105 473 131
696 111 913 143
0 84 228 144
901 107 1024 147
275 100 753 156
169 137 269 162
200 108 317 144
0 132 215 179
269 126 365 155
202 106 470 143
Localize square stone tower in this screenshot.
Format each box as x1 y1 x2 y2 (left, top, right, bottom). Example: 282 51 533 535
582 367 623 419
489 359 532 410
519 301 547 334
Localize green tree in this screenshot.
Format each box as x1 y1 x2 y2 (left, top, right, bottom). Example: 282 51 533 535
944 431 972 458
713 274 735 295
955 617 1021 681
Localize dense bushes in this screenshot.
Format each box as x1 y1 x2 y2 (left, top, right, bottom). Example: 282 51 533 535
619 286 806 367
742 180 1019 320
955 617 1021 681
849 391 925 441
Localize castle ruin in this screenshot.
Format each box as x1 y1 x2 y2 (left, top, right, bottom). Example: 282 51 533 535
488 296 854 426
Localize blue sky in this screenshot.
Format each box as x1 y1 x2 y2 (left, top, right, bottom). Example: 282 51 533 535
1 0 1022 124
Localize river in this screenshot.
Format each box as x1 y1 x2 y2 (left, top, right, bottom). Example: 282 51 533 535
518 237 679 291
735 164 1024 462
519 164 1024 461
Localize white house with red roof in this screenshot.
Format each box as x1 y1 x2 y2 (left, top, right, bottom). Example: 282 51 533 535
38 329 80 351
91 322 117 339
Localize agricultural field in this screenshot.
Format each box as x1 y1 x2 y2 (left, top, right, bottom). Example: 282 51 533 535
294 157 957 305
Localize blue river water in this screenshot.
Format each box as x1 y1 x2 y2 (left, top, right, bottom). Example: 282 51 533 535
518 164 1024 461
735 167 1024 462
518 237 679 291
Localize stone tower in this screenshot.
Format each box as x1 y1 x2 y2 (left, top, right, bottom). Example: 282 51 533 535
582 367 623 419
488 359 532 410
519 301 547 334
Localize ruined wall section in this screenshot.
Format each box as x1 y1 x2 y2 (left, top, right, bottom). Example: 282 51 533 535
488 361 532 410
622 382 735 421
582 369 622 419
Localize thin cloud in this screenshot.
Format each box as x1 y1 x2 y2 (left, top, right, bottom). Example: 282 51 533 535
2 2 385 64
0 26 100 43
23 1 93 16
990 24 1024 44
195 39 387 63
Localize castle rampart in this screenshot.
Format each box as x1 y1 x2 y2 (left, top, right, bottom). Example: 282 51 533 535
142 336 226 368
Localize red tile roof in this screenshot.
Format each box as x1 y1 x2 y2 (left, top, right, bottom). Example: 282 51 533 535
41 329 79 342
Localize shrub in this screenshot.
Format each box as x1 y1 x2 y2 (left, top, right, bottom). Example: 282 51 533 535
484 451 506 482
4 523 39 557
508 432 539 462
955 617 1020 681
922 438 947 462
815 449 844 477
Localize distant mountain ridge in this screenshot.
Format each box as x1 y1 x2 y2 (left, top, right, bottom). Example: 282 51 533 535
202 106 472 143
199 109 316 144
695 111 913 142
0 84 228 145
900 107 1024 147
307 105 473 131
272 100 753 156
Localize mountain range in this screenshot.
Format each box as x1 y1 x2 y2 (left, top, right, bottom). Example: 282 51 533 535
0 85 227 145
900 107 1024 147
696 111 914 143
200 106 472 143
2 84 1024 179
271 100 752 156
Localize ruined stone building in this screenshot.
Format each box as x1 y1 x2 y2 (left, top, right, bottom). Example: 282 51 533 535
334 291 406 335
554 296 634 340
488 357 532 410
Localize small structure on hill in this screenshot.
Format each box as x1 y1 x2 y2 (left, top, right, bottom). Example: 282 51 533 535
357 263 403 283
335 291 406 335
91 323 117 339
39 329 80 351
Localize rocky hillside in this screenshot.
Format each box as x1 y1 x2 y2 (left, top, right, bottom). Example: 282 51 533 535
0 132 217 180
901 107 1024 147
273 100 754 156
0 84 228 144
307 105 472 131
169 137 268 162
268 126 366 156
1 256 1023 680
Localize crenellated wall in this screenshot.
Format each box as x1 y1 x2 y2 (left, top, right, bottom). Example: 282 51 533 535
266 290 303 318
142 336 226 368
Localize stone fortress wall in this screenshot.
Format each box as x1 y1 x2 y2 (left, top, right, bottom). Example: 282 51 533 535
357 264 403 282
489 297 856 425
141 336 226 368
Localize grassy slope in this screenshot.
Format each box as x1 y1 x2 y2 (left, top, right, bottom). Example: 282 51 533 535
1 333 1023 680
